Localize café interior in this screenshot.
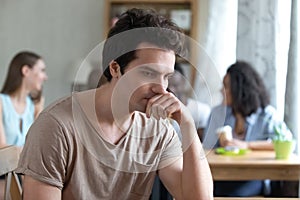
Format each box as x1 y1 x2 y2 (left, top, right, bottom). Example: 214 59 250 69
0 0 299 199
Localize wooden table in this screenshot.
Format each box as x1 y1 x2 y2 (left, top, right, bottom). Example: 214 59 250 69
206 150 300 181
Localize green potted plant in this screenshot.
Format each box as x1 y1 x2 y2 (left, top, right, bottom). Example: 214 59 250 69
272 122 295 159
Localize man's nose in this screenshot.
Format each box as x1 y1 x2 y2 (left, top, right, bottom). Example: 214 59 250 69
151 84 167 94
158 77 168 89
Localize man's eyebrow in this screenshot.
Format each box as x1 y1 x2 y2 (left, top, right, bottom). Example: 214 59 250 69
140 65 158 73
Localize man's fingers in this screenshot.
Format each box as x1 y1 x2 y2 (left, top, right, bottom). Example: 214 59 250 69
150 105 167 120
146 94 163 118
146 92 181 120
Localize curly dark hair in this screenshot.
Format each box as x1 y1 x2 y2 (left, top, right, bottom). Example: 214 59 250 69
227 61 270 117
102 8 186 82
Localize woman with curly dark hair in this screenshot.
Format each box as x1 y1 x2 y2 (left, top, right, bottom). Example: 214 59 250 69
219 61 274 149
203 61 287 197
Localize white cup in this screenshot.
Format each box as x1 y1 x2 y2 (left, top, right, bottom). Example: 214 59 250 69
216 125 232 146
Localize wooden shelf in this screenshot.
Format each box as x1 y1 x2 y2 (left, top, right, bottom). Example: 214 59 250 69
105 0 197 39
105 0 199 86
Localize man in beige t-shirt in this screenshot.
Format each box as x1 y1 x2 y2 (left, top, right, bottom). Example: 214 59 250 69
17 8 213 200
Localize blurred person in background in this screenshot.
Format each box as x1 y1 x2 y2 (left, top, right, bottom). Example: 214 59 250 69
203 60 290 197
0 51 48 148
0 51 47 199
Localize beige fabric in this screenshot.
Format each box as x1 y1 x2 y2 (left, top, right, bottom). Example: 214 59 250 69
16 91 182 199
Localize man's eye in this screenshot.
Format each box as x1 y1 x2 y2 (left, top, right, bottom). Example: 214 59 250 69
143 71 155 78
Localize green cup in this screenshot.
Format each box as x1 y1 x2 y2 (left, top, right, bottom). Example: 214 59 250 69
273 140 296 159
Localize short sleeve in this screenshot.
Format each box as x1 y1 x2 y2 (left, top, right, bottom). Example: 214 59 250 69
16 112 69 190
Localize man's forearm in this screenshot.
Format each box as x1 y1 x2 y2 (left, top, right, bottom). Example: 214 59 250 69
180 123 214 200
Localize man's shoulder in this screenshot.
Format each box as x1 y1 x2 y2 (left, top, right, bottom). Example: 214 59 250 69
40 94 74 122
43 95 72 113
29 94 81 141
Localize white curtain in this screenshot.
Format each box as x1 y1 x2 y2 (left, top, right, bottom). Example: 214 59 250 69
284 0 299 154
194 0 238 107
236 0 292 119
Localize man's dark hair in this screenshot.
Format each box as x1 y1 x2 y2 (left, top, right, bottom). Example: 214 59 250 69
102 8 186 82
227 60 270 117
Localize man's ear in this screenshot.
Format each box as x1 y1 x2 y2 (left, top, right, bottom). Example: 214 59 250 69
109 61 121 78
21 65 30 77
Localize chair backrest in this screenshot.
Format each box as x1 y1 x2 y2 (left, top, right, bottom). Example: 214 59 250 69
0 145 22 200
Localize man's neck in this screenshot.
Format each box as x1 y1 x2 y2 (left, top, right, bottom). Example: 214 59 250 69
94 84 134 144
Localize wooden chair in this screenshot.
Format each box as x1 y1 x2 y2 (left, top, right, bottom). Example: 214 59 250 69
0 146 22 200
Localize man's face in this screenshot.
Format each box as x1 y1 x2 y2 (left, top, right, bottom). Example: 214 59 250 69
114 43 176 113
